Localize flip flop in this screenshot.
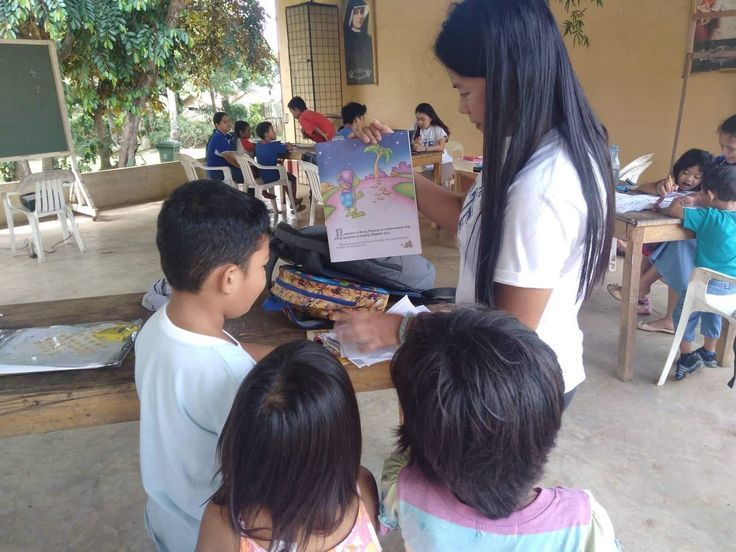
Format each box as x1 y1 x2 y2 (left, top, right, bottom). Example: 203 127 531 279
607 284 652 315
636 321 675 335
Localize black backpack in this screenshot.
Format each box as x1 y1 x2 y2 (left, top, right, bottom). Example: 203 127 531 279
267 222 454 302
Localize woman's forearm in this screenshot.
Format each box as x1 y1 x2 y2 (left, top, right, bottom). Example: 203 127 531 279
415 173 464 232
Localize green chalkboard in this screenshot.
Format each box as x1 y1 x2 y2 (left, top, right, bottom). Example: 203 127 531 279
0 40 71 161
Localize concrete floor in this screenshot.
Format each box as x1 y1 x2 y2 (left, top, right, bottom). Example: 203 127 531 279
1 201 735 552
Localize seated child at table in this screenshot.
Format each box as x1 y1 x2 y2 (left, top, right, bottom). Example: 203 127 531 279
196 341 381 552
607 149 713 331
135 180 271 552
254 121 305 211
233 120 256 156
661 165 736 380
334 101 367 140
287 96 336 142
411 102 454 184
380 307 620 551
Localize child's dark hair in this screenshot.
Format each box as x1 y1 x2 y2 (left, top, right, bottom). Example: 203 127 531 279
719 114 736 137
673 149 713 181
414 102 450 140
213 111 229 126
391 307 564 520
287 96 308 113
255 121 273 140
233 120 250 137
156 180 269 292
213 341 363 549
341 102 367 125
703 165 736 202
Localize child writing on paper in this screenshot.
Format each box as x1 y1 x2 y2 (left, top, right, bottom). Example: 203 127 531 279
135 180 272 552
411 102 454 184
254 121 305 212
380 307 619 551
660 165 736 380
196 341 382 552
607 149 713 332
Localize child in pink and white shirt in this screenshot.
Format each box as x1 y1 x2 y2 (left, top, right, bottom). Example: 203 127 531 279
380 307 620 551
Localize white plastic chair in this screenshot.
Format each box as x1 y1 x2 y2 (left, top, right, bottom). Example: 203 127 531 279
658 267 736 385
297 160 324 225
236 153 297 215
179 154 239 190
2 170 85 262
619 153 655 184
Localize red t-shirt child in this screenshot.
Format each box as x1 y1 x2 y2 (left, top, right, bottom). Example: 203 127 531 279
298 110 335 142
239 137 255 154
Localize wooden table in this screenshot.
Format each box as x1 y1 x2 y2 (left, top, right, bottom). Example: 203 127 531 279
0 294 392 438
452 158 479 194
613 211 734 381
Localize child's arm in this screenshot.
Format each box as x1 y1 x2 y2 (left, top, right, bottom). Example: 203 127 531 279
378 448 410 534
661 194 701 220
637 175 677 196
358 466 380 530
196 502 240 552
582 491 621 552
313 127 330 141
414 136 447 153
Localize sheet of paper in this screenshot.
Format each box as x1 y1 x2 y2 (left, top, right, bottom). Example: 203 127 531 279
615 191 694 213
315 132 422 262
337 296 430 367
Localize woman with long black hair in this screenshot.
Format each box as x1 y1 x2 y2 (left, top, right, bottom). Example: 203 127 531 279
335 0 614 407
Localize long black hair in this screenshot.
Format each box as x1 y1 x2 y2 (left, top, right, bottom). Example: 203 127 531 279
435 0 613 304
212 341 363 549
391 307 564 519
414 102 451 141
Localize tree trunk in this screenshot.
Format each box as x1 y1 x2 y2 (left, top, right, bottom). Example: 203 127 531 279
208 83 218 112
15 160 31 179
118 112 141 167
93 108 113 170
166 88 180 142
116 0 186 167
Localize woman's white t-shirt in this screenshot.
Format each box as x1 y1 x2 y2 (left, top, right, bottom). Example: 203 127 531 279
412 125 453 165
456 130 602 392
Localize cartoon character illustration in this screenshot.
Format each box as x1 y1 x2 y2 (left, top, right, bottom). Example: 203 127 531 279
338 169 365 218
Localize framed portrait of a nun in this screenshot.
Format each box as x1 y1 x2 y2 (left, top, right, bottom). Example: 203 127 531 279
343 0 377 85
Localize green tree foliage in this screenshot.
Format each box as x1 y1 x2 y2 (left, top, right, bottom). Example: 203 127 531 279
1 0 271 169
556 0 604 47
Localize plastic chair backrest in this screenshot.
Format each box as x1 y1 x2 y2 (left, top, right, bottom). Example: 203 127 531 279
17 170 74 216
446 141 464 160
298 161 323 204
619 153 655 184
178 154 200 181
236 153 261 190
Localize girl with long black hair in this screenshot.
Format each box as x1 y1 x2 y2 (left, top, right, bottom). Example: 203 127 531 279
335 0 614 405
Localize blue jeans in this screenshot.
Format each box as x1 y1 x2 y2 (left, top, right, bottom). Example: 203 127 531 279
672 280 736 343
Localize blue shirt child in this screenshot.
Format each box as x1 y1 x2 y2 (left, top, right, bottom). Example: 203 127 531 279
255 141 289 184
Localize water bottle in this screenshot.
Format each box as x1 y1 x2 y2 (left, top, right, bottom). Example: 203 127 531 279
609 144 621 271
610 144 621 185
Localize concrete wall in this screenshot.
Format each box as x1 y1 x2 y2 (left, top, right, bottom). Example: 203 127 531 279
1 161 188 229
275 0 736 177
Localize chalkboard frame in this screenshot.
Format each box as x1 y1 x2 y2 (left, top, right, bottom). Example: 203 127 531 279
0 39 74 163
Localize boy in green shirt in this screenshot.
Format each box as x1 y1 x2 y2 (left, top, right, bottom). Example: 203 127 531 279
663 165 736 380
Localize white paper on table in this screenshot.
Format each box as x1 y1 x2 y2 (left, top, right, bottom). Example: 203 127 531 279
615 191 694 213
338 296 430 368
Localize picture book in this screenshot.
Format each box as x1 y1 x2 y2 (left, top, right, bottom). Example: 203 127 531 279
315 132 422 262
